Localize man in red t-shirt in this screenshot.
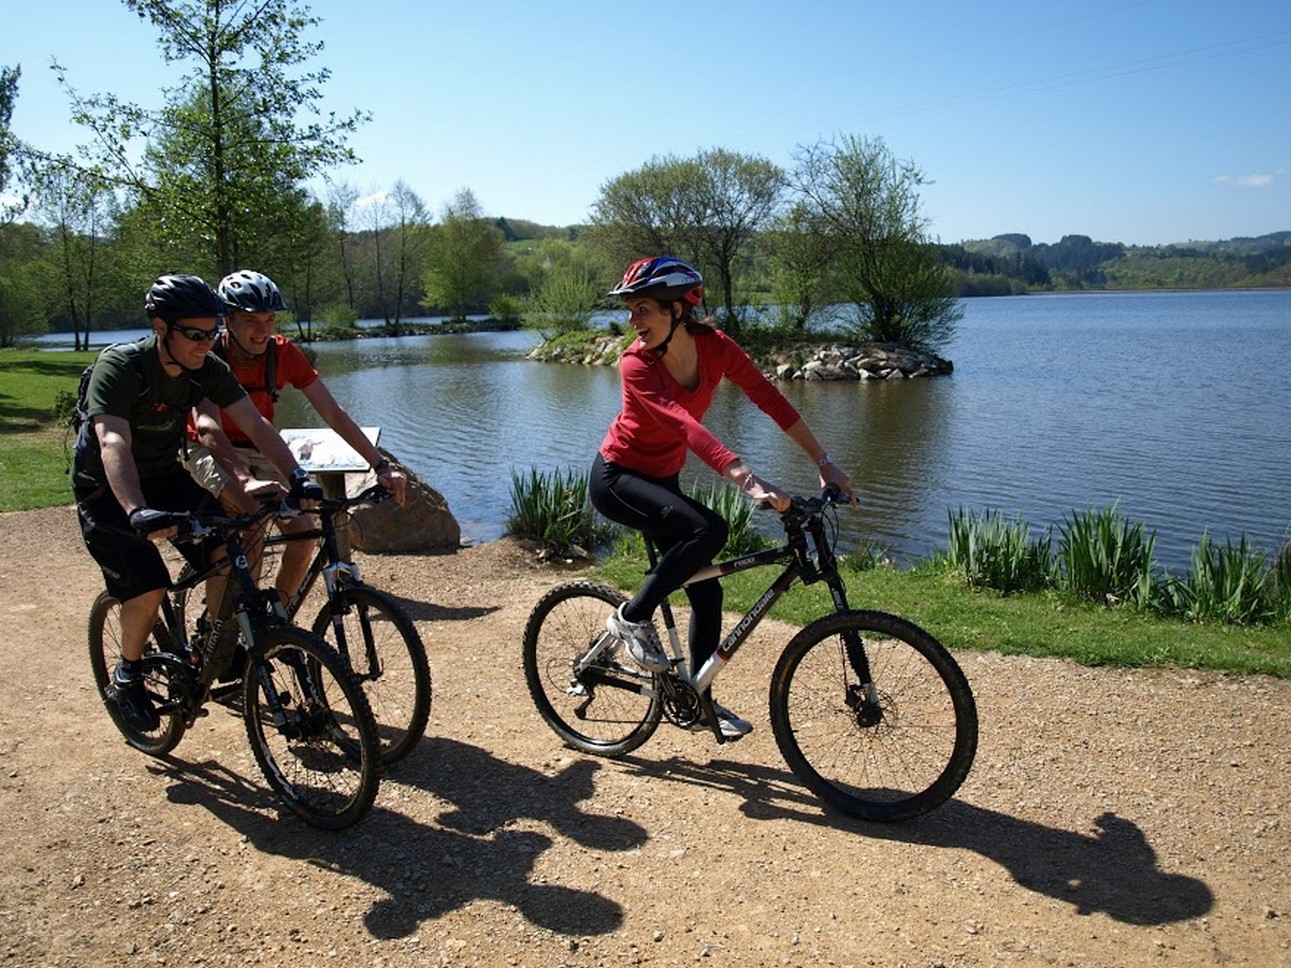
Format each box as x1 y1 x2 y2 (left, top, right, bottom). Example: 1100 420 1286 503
184 270 406 605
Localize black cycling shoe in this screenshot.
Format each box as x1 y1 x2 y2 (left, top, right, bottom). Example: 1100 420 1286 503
108 668 160 733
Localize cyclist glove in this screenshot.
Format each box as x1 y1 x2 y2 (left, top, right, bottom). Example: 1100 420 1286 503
129 507 179 536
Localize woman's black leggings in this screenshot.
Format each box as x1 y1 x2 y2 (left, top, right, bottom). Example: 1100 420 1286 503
589 454 728 672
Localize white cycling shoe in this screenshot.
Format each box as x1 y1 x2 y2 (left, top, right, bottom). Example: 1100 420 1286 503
606 604 670 672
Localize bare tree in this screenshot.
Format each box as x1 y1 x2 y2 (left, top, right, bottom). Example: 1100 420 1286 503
388 180 429 333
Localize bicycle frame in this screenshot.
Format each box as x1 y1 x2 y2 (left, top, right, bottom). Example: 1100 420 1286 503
668 507 848 694
261 485 390 617
586 494 852 715
159 508 293 693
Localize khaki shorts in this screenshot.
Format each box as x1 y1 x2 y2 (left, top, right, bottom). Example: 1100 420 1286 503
183 443 287 499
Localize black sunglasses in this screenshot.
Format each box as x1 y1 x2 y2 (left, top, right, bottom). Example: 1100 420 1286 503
168 321 223 343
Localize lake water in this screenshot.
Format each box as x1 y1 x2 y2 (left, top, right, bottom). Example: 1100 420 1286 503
42 291 1291 569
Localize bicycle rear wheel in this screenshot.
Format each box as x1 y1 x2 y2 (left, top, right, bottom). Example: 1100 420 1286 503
87 591 187 756
312 585 432 765
243 626 381 830
523 580 662 756
770 610 977 822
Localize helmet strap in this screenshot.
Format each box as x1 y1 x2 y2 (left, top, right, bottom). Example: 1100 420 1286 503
222 326 258 363
651 303 685 359
158 324 201 374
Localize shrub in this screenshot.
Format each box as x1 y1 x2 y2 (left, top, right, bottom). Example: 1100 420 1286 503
489 294 523 324
505 467 611 557
946 507 1052 594
1168 533 1279 625
315 302 359 327
1057 506 1157 607
522 265 602 337
840 537 894 573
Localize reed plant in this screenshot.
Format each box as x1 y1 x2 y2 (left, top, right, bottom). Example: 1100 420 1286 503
1275 543 1291 623
1057 506 1157 608
1162 533 1281 625
945 507 1052 594
687 479 774 557
840 537 894 573
505 467 611 556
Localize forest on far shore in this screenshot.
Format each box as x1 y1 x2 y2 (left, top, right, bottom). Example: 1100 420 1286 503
940 229 1291 296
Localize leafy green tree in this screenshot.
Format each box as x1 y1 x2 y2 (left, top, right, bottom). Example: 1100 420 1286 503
791 135 961 351
0 65 40 347
765 201 838 331
587 155 703 270
0 221 43 347
587 149 785 333
0 64 21 217
31 164 120 349
423 189 503 321
53 0 367 276
326 180 361 312
689 148 785 329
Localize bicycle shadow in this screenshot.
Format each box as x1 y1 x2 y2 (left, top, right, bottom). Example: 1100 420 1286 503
395 736 648 850
618 754 1213 926
392 597 499 623
149 742 632 940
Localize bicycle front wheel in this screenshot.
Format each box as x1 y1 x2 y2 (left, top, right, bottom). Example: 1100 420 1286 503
522 580 662 756
312 585 432 765
88 591 187 756
770 610 977 822
243 626 381 830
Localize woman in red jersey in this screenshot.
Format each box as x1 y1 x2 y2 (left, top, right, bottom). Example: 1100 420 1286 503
590 256 855 739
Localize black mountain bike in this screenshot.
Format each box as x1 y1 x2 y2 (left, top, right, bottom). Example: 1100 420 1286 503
88 501 382 830
523 485 978 823
174 484 430 765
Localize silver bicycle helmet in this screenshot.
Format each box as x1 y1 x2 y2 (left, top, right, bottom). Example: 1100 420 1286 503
218 269 288 313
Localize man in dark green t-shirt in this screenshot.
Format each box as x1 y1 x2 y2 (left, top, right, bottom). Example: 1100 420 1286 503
72 274 322 733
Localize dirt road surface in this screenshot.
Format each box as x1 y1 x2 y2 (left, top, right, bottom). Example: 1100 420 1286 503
1 505 1287 967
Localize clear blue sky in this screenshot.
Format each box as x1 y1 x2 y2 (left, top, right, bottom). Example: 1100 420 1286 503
5 0 1289 245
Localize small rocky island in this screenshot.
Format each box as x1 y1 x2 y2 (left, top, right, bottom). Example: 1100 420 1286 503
527 333 953 381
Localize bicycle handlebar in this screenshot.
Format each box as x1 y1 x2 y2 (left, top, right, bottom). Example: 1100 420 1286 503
317 483 394 513
172 496 290 544
777 484 848 528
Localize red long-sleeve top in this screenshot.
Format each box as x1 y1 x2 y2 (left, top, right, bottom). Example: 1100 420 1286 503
599 328 802 478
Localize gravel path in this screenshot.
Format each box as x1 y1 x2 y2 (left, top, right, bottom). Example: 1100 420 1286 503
1 504 1287 967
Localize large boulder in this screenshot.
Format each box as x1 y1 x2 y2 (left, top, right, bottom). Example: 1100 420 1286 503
344 451 460 553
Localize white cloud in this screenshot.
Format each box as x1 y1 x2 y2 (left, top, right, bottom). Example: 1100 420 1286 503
353 190 391 210
1213 172 1278 189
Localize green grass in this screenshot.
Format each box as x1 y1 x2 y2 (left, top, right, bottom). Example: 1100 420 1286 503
592 550 1291 677
0 348 95 512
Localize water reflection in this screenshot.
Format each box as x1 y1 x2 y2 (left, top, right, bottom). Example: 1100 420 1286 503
57 291 1291 569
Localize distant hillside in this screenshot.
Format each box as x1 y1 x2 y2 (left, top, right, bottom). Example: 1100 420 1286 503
944 231 1290 294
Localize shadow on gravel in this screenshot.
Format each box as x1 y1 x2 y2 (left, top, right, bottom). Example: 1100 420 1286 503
620 754 1214 927
152 739 637 940
393 598 499 623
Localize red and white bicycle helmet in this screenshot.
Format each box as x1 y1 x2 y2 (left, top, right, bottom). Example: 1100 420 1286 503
608 256 704 307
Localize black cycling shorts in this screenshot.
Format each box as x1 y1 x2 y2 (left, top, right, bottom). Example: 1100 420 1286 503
76 472 220 602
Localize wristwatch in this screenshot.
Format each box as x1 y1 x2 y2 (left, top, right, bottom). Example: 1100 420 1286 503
816 453 834 468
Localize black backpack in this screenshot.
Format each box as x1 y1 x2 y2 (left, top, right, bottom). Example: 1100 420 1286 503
70 342 149 435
